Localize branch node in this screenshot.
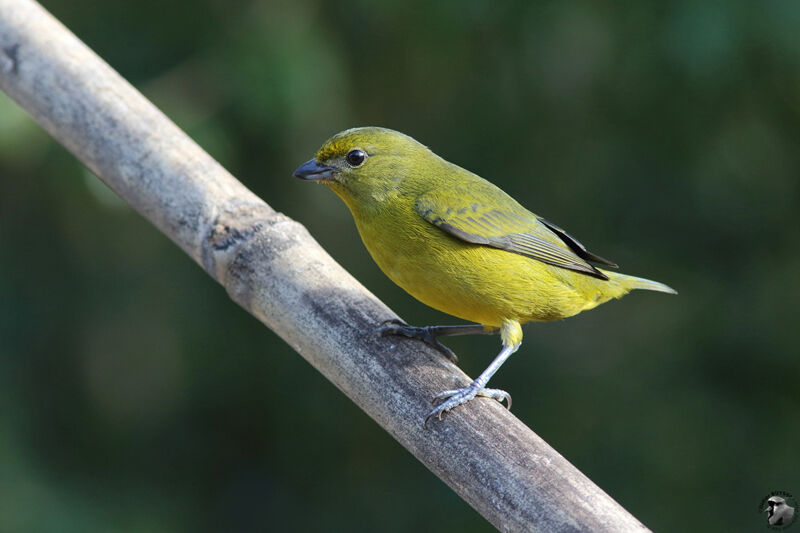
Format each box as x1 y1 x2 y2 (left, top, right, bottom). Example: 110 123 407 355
201 202 287 281
2 43 19 74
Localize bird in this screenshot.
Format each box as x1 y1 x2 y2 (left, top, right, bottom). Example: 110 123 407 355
294 127 676 424
765 496 795 526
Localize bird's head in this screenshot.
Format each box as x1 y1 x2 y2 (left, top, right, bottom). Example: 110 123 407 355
765 497 786 515
294 127 440 210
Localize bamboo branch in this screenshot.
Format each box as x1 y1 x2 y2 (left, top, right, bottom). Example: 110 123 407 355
0 1 650 530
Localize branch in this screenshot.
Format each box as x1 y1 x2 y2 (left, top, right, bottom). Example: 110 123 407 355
0 1 649 531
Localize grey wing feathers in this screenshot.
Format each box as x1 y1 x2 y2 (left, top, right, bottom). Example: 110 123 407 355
417 197 611 280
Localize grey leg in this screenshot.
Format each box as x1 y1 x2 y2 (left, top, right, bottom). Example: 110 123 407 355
377 319 499 363
425 342 520 425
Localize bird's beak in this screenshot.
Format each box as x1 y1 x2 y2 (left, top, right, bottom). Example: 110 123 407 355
293 159 338 181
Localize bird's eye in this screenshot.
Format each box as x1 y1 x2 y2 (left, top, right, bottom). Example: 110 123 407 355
346 149 367 167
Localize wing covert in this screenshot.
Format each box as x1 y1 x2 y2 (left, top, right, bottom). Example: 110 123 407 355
415 195 610 280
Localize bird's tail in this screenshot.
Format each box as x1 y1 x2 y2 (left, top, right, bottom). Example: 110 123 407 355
599 270 678 297
571 269 676 314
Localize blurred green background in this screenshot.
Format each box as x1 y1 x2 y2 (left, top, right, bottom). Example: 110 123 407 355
1 0 799 531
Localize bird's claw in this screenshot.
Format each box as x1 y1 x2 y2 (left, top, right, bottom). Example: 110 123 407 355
376 318 407 330
376 320 458 363
424 385 511 426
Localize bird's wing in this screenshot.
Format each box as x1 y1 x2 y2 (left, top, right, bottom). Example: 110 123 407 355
415 186 617 280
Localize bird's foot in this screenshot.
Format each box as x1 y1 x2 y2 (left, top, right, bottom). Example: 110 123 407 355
425 384 511 425
376 319 458 363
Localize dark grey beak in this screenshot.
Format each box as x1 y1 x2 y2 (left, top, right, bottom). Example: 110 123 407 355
293 159 338 181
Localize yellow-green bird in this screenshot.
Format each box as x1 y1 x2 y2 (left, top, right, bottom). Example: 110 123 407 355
294 127 676 424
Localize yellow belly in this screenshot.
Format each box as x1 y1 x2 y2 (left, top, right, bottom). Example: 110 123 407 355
352 207 610 326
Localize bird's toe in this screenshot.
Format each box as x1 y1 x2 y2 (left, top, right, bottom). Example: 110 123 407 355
426 384 505 425
375 322 458 363
477 388 512 409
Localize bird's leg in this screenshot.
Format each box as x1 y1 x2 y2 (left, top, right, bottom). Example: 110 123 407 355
376 319 498 363
425 341 520 425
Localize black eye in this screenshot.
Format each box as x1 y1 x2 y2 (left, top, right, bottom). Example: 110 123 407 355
346 149 366 167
